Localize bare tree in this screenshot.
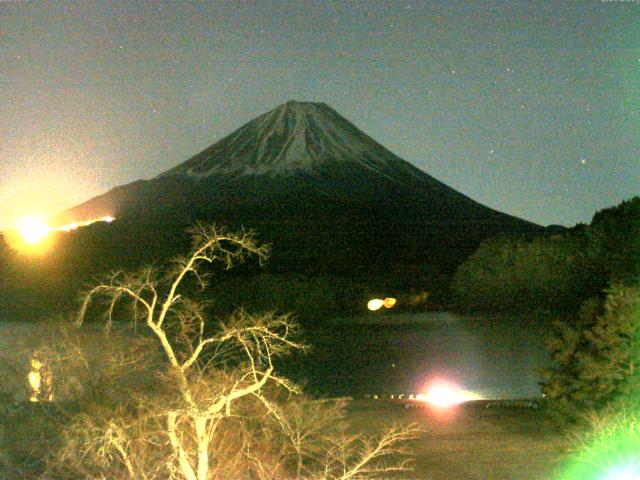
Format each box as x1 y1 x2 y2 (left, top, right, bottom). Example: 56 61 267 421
73 224 305 480
265 398 420 480
319 424 420 480
39 224 421 480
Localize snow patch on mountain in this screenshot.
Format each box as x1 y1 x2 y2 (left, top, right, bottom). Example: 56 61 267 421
159 101 422 183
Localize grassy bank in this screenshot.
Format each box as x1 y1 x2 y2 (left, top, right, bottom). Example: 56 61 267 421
346 399 570 480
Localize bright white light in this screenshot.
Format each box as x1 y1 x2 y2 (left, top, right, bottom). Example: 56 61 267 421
367 299 384 311
602 463 640 480
417 381 481 408
58 222 79 232
16 216 51 245
54 215 116 232
7 214 116 254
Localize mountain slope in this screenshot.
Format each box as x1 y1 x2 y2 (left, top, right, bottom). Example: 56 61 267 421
53 100 540 276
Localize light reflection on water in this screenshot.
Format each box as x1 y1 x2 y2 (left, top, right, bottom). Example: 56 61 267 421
0 312 553 400
286 311 552 399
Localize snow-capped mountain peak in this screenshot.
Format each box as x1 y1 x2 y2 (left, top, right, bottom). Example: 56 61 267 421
160 101 414 181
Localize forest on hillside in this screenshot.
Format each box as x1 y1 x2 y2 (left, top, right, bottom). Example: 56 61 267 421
451 196 640 314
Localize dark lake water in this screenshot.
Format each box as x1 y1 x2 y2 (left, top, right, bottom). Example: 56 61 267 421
1 312 553 401
282 311 553 399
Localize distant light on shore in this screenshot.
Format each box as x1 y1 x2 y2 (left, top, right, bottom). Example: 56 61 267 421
418 381 481 408
6 214 115 254
367 297 397 311
367 299 384 311
383 297 396 308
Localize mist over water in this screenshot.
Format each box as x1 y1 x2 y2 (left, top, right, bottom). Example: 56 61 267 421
287 312 552 399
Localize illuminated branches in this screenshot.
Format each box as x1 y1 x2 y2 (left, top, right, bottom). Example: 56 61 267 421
57 224 419 480
76 225 298 480
269 398 420 479
322 424 420 480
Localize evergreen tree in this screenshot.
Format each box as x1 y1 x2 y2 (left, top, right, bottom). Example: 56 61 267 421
451 233 591 312
587 196 640 286
542 284 640 423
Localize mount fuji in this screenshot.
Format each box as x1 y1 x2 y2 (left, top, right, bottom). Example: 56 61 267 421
55 100 540 274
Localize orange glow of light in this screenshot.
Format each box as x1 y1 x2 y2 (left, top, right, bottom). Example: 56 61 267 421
28 354 54 402
417 381 481 408
367 299 384 311
17 216 51 245
4 215 55 255
55 216 115 232
5 214 115 254
383 297 397 308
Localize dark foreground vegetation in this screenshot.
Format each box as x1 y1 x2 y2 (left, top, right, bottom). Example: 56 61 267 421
0 395 571 480
349 399 569 480
450 196 640 479
1 196 639 478
0 226 419 479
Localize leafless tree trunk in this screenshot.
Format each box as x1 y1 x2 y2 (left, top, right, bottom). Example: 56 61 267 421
77 224 304 480
60 223 421 480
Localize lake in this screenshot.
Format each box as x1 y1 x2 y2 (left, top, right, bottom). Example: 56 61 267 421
284 311 554 399
0 311 554 400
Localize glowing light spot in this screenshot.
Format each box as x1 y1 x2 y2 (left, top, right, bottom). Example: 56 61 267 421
6 214 115 254
17 216 50 245
383 297 397 308
601 463 640 480
367 299 384 311
28 354 54 402
553 406 640 479
417 381 481 408
54 215 116 232
58 222 79 232
408 291 429 306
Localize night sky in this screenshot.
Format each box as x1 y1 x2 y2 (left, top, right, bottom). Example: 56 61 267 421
1 0 638 229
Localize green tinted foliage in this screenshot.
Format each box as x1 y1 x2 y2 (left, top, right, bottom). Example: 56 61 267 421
451 233 592 312
451 196 640 313
558 409 640 480
542 285 640 423
587 196 640 285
